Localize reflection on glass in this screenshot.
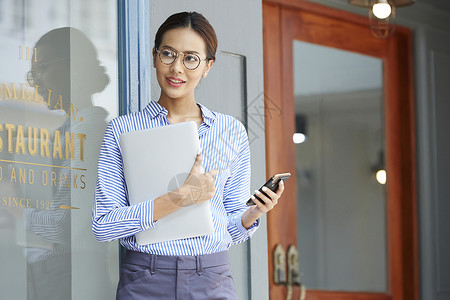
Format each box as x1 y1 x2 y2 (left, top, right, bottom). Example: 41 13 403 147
0 1 118 299
294 40 387 292
376 170 387 185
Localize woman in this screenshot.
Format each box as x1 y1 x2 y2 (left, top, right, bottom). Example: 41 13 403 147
92 11 284 300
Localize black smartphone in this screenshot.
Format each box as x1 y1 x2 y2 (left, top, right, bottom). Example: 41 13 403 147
246 173 291 206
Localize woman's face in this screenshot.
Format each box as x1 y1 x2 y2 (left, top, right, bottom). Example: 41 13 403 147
153 27 213 102
32 44 70 104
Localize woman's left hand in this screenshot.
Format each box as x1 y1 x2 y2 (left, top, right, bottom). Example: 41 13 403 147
249 180 285 214
241 181 285 229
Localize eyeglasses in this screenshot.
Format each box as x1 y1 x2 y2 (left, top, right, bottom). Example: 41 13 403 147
26 58 68 86
27 70 42 87
155 47 209 70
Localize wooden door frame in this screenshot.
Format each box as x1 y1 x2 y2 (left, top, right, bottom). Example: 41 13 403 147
262 1 418 300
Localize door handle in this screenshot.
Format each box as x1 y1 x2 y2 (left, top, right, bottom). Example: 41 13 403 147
273 244 306 300
286 245 306 300
287 245 301 286
274 244 287 285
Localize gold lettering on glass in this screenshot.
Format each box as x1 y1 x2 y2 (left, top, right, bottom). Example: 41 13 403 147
77 133 86 161
52 130 63 159
3 83 18 99
5 124 15 153
40 128 50 158
65 132 75 160
0 124 3 152
28 127 38 156
15 125 26 155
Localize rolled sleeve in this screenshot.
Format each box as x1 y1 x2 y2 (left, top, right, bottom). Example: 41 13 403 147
139 199 158 230
230 211 260 241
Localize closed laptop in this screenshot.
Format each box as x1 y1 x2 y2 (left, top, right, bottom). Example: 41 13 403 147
119 121 214 245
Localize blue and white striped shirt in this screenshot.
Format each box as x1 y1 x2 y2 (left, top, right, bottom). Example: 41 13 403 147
92 101 259 255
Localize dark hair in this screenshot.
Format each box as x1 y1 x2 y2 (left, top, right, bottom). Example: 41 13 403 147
154 12 218 61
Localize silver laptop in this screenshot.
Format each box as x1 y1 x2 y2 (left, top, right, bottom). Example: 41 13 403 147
119 121 214 245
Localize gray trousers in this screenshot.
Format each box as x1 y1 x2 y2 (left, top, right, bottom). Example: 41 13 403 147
116 250 238 300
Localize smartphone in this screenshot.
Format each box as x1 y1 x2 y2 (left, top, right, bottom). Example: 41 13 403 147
246 173 291 206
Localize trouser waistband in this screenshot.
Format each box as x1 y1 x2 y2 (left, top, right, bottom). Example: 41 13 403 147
123 250 230 275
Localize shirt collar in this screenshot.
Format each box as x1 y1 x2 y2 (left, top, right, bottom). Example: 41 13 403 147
144 101 216 126
144 101 168 118
196 102 216 127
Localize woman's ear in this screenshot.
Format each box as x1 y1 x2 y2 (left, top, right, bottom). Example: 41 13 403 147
152 47 157 68
202 60 214 77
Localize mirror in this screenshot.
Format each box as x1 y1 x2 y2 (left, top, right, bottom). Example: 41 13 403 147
0 1 119 299
294 40 387 292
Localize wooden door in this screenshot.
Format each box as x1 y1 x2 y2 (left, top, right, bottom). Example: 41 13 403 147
262 1 418 299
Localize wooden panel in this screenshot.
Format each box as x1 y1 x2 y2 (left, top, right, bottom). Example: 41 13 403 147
384 30 419 300
263 3 300 300
282 8 386 58
306 291 391 300
263 1 418 299
265 0 377 26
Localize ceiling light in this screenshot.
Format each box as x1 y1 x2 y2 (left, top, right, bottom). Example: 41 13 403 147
372 0 392 19
348 0 415 39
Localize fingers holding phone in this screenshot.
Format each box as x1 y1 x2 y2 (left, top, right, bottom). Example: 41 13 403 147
241 173 289 229
246 173 290 206
250 180 285 213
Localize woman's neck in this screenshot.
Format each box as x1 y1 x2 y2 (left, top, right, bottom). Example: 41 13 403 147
158 96 202 125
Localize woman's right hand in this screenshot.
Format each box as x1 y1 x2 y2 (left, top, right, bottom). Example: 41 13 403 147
154 153 217 221
176 153 217 207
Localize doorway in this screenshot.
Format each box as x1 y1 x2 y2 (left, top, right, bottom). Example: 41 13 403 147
262 1 418 299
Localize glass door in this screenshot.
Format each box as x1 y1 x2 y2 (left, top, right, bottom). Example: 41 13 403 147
294 40 387 292
0 1 119 299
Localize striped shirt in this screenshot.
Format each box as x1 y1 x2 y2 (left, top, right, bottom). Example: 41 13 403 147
92 101 259 255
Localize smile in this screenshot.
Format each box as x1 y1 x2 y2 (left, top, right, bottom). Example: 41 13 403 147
166 77 186 87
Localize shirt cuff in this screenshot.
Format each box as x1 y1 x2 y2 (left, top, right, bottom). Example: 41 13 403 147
139 199 157 230
236 213 260 237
